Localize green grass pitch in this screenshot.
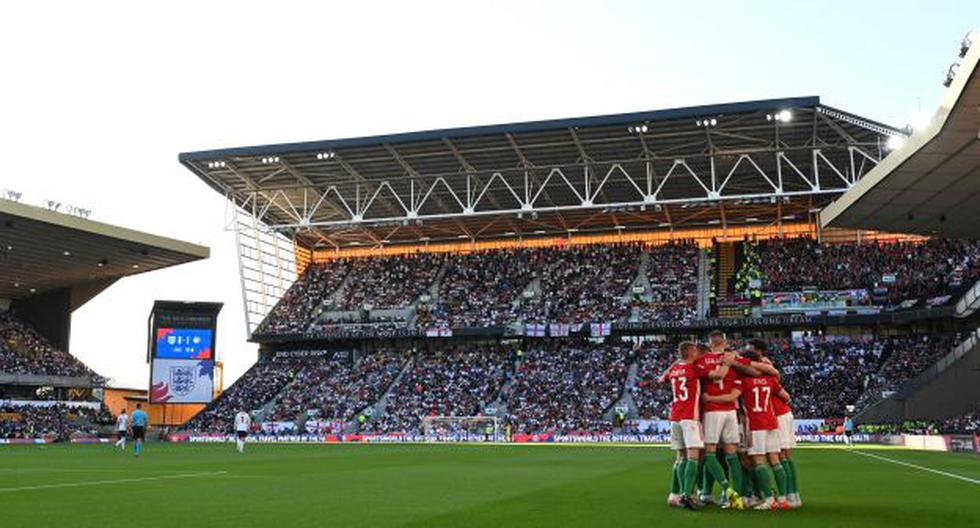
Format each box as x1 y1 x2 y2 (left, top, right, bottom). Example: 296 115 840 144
1 443 978 527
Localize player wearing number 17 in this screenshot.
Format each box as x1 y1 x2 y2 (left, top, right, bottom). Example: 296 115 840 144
709 344 791 510
659 341 732 511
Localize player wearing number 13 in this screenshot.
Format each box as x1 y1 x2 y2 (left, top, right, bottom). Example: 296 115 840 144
659 341 730 510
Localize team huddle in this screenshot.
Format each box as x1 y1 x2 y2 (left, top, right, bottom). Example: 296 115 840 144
662 331 803 511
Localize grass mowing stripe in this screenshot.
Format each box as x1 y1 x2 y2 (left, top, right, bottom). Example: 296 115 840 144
849 449 980 484
0 470 228 492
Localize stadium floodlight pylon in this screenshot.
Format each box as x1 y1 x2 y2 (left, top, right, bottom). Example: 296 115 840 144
421 416 501 443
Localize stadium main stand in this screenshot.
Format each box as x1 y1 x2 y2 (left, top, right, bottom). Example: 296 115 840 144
174 95 980 440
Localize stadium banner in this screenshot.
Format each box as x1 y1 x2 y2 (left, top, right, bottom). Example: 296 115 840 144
943 434 980 453
272 349 339 360
903 434 951 451
524 324 546 337
589 323 612 337
149 359 214 403
70 437 111 444
0 399 102 410
548 323 570 337
761 289 876 315
260 421 297 434
0 437 55 445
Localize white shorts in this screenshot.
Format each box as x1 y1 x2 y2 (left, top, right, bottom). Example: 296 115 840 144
748 429 780 456
703 410 740 444
670 420 705 450
777 413 797 450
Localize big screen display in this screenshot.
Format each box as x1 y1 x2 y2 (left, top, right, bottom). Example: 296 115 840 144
150 358 214 403
155 327 213 359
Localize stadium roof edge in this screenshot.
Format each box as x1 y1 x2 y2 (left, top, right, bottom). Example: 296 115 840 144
820 34 980 238
179 96 824 162
0 199 210 259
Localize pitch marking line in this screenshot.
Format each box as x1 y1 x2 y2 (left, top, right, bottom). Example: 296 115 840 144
0 470 228 492
849 449 980 484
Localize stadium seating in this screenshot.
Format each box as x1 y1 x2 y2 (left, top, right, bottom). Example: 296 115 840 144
752 237 980 303
0 311 97 378
363 346 510 434
255 241 705 336
0 403 112 440
183 331 965 435
269 351 405 422
506 341 630 434
185 358 301 432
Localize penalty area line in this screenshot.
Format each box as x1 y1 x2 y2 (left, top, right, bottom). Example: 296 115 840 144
848 449 980 485
0 470 228 492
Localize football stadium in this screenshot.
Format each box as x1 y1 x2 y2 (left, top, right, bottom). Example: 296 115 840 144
2 9 980 528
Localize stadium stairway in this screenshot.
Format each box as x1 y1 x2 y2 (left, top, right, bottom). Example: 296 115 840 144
364 356 414 426
631 252 653 299
604 361 640 423
255 362 314 422
696 248 711 318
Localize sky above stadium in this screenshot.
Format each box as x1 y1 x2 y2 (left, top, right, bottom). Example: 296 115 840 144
1 1 977 389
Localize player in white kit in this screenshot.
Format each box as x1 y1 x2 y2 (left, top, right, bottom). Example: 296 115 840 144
235 410 251 453
114 410 129 449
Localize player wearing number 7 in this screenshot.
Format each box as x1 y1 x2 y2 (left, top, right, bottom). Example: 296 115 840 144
659 341 730 511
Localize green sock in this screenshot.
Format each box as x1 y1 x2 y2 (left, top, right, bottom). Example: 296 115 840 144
704 455 729 492
701 461 715 495
771 464 788 498
780 460 794 494
671 460 682 494
725 454 742 493
785 458 799 495
741 465 755 497
753 465 775 499
683 459 699 496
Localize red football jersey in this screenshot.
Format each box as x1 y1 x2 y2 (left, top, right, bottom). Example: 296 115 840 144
740 375 779 430
666 361 709 421
771 378 792 417
696 353 748 412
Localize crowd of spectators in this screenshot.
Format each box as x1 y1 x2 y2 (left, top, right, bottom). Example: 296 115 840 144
255 261 352 335
364 346 509 433
521 244 640 325
935 407 980 434
506 341 630 434
0 311 96 378
425 249 538 328
0 404 111 440
256 242 713 335
181 330 963 434
269 352 404 423
754 237 980 304
630 342 678 419
185 358 301 432
336 253 445 310
631 335 960 420
855 334 959 409
768 338 884 417
633 241 700 323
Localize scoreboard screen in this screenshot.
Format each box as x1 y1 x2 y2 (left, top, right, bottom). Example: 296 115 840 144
155 327 214 360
